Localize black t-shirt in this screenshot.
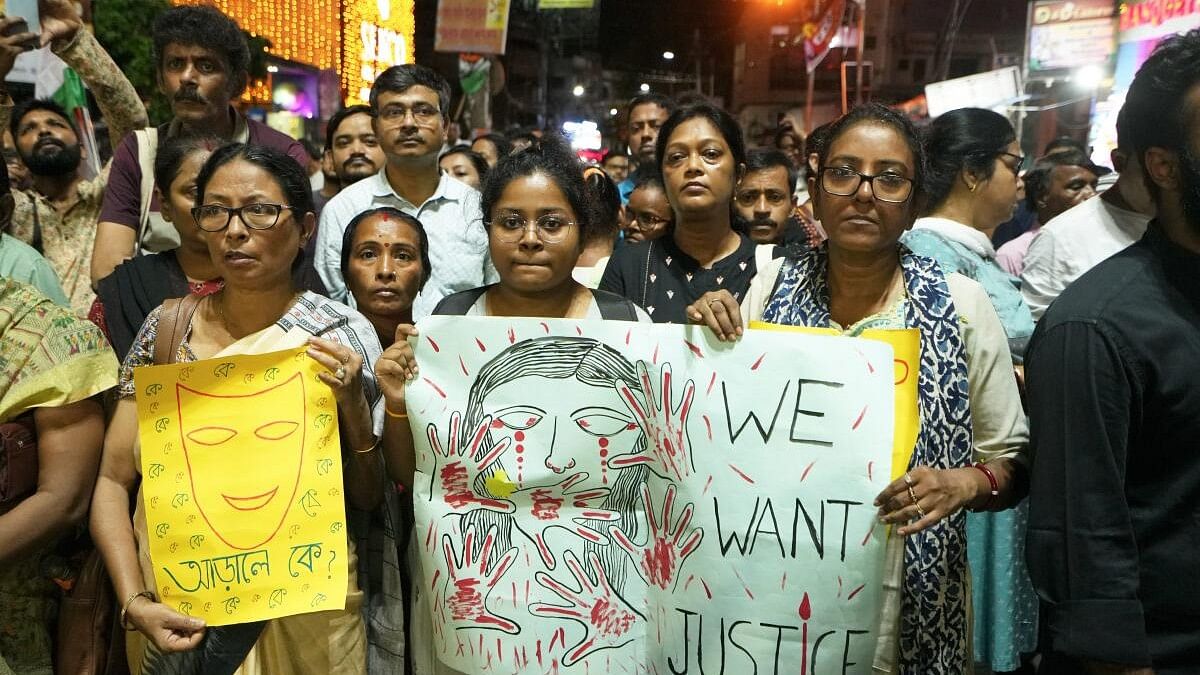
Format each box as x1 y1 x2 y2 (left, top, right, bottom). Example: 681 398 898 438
598 233 773 323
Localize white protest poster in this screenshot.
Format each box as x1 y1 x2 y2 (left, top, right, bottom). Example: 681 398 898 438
406 316 894 673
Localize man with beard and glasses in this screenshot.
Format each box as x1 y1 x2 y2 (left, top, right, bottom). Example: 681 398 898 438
0 0 146 317
90 4 308 288
1026 28 1200 675
733 148 812 253
315 64 497 318
314 105 385 215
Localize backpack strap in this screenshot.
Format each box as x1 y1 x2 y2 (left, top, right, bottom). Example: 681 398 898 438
153 293 202 365
431 286 490 316
590 288 640 322
134 127 159 256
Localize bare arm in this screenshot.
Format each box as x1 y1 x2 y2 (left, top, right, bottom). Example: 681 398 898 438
0 399 104 564
307 337 383 511
91 221 137 287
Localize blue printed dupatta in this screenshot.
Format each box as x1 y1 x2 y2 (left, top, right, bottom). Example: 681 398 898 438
760 244 973 673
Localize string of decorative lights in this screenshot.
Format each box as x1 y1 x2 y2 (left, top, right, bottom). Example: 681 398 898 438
171 0 415 106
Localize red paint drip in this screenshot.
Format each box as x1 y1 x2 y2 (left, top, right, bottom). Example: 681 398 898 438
684 340 703 358
475 337 487 352
867 461 874 482
441 463 474 508
425 521 435 547
838 576 843 598
732 568 755 599
799 592 812 620
847 583 866 601
706 372 716 395
781 571 787 590
652 343 660 364
728 463 755 484
575 325 583 336
851 404 868 430
701 475 713 496
750 353 766 370
426 336 440 352
625 328 631 345
801 461 816 481
507 327 516 344
430 568 441 590
423 377 447 398
702 415 713 440
700 578 713 599
459 356 469 376
540 322 550 333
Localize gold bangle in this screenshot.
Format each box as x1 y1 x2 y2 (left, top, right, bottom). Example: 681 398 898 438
120 590 155 631
353 439 380 455
385 406 408 419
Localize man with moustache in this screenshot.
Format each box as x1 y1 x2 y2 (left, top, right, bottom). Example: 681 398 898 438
313 105 385 215
91 4 308 287
733 148 812 253
315 64 497 318
618 92 675 203
0 0 146 316
1026 29 1200 675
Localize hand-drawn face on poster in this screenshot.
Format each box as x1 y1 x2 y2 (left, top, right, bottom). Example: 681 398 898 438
408 318 897 674
135 347 348 626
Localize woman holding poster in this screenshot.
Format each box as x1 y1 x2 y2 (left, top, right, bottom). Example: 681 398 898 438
689 104 1029 674
90 144 391 675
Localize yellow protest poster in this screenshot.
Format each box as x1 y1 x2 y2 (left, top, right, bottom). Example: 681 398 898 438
133 347 348 626
749 322 920 479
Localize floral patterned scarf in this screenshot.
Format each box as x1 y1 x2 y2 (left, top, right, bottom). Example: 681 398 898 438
760 244 972 672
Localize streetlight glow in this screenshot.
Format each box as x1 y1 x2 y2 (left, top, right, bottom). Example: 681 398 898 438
1074 65 1105 90
663 51 675 60
572 84 585 97
609 108 618 116
639 83 650 92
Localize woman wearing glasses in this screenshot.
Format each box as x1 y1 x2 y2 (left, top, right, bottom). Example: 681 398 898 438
599 102 778 323
902 107 1034 360
688 104 1028 673
91 144 387 674
902 108 1038 674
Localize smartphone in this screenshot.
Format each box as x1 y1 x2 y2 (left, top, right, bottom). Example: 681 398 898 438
0 0 40 50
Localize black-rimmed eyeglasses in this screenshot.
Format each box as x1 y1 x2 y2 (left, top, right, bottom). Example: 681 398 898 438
191 203 300 232
819 167 915 203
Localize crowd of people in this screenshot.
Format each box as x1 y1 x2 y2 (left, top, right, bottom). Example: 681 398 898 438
0 1 1197 674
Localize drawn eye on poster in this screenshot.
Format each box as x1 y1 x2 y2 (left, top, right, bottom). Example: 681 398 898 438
134 346 348 626
406 317 900 673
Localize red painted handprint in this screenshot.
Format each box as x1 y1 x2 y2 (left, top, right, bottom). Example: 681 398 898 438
427 411 514 514
512 471 622 569
610 484 703 591
529 550 643 666
611 362 696 481
441 524 520 633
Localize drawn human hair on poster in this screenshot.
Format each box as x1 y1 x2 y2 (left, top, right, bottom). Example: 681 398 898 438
424 335 704 665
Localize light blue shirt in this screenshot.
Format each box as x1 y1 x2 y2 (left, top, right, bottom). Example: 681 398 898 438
0 233 69 306
903 217 1034 359
314 170 498 320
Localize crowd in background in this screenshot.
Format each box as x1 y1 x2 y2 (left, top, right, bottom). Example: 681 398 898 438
0 2 1196 675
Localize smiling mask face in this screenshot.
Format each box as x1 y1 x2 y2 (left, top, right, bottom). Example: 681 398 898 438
178 373 307 550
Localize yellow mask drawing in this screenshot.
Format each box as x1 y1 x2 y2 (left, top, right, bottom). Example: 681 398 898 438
177 373 306 551
135 347 348 625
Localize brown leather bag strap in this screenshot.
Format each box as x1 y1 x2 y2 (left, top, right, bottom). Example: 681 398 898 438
153 293 203 365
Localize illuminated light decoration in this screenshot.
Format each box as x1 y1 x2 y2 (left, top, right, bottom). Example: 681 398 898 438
172 0 415 106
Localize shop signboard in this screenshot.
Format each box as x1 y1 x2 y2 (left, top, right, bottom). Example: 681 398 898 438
1028 0 1117 72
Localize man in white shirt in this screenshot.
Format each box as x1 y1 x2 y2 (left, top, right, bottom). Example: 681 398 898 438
315 64 497 318
1020 111 1155 320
